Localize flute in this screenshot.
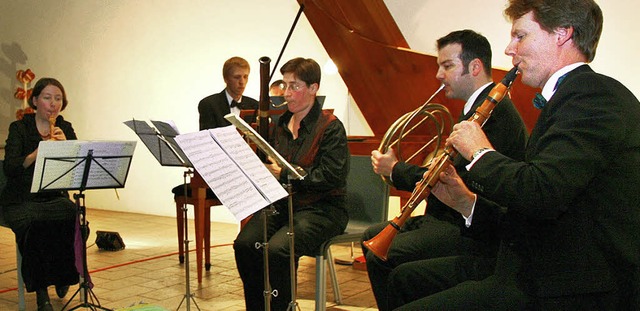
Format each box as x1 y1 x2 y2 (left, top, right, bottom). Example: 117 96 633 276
48 115 56 140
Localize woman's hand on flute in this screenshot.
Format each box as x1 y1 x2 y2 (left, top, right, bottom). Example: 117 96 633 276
49 126 66 141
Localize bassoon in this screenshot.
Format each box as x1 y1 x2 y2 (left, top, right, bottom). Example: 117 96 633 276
257 56 271 162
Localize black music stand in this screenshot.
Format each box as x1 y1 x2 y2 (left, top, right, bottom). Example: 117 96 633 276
31 140 135 311
223 114 306 311
124 119 200 311
124 119 190 168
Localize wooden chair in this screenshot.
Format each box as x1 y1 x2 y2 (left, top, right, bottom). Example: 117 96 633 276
314 155 389 310
172 172 221 283
0 160 27 310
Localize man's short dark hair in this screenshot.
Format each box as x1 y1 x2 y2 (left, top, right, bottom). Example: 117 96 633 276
437 29 492 75
280 58 321 86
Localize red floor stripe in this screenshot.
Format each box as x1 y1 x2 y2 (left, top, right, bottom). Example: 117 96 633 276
0 243 233 294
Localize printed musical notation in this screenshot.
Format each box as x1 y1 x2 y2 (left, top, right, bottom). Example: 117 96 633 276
175 125 288 221
30 140 136 192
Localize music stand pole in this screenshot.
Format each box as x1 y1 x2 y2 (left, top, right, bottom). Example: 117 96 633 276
62 150 111 311
258 205 278 311
176 169 200 311
285 181 300 311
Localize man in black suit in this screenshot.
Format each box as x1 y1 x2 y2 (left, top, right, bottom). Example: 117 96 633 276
391 0 640 309
172 57 260 218
198 56 258 130
363 29 528 311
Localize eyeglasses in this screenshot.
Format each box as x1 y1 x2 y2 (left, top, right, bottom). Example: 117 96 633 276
281 82 307 92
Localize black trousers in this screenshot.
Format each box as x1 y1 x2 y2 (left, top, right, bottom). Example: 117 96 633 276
388 255 502 310
389 244 619 310
362 215 463 311
234 204 347 311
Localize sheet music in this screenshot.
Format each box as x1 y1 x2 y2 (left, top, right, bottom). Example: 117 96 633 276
209 126 288 203
175 129 278 221
224 113 305 180
31 140 136 192
31 141 79 191
77 141 136 188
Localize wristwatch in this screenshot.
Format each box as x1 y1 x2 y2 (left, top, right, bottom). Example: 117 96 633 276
472 147 491 160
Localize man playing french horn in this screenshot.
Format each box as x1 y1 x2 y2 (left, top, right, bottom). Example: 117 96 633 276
363 29 528 311
390 0 640 309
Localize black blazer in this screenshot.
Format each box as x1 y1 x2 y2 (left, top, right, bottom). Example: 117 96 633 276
391 83 528 229
467 65 640 306
197 89 258 130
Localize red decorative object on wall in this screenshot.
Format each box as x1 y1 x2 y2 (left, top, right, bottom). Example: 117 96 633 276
14 69 36 120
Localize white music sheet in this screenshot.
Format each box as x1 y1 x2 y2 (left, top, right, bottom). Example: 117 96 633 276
31 140 136 192
175 126 286 221
209 126 288 204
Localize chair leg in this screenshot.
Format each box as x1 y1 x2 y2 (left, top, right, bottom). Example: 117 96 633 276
176 200 184 264
315 254 327 311
16 243 25 311
204 205 211 271
326 247 343 304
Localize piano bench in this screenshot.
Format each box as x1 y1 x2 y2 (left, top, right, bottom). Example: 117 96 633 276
172 184 221 283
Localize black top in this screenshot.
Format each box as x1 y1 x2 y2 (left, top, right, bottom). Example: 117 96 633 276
271 100 350 211
1 114 77 205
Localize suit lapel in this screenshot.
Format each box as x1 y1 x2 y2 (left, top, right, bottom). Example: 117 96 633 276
459 83 495 122
525 64 593 160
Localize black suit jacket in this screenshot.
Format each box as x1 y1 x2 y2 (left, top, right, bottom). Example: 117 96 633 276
197 89 258 130
392 83 528 229
467 65 640 306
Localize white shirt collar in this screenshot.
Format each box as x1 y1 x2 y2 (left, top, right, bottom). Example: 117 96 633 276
540 62 585 101
463 82 493 115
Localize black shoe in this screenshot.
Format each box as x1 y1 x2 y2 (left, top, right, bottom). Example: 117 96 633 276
37 301 54 311
55 285 70 298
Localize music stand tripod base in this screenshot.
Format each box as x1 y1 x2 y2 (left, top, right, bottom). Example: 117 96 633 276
176 169 201 311
62 192 112 311
34 145 135 311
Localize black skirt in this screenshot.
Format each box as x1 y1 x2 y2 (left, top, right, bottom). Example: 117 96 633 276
3 197 79 292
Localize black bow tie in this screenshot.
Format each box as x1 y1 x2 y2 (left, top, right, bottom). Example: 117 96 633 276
533 93 546 109
532 73 568 109
230 100 239 108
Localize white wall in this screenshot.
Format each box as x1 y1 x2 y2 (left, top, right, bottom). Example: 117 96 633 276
0 0 358 224
385 0 640 96
1 0 638 224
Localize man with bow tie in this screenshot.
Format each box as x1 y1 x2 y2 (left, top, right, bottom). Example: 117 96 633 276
198 56 259 130
391 0 640 309
171 56 261 228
